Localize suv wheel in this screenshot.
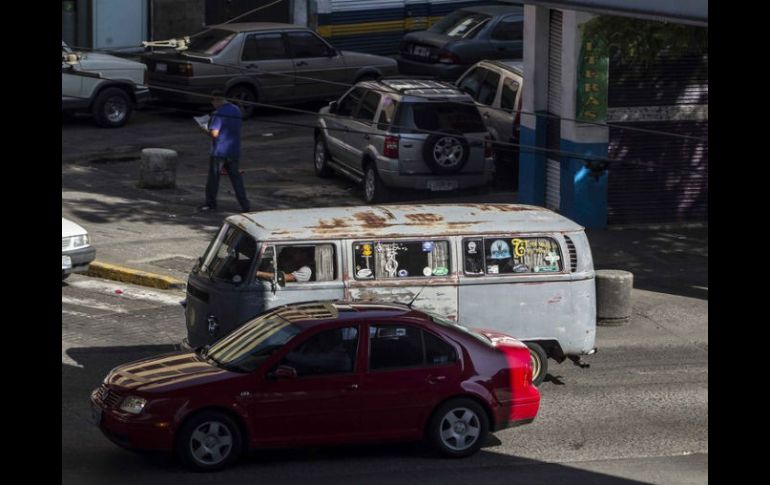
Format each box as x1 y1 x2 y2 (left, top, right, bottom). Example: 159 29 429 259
92 87 132 128
364 163 390 204
314 136 334 178
423 131 470 174
226 85 256 119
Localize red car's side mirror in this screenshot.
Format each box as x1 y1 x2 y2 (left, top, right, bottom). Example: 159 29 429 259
268 365 297 380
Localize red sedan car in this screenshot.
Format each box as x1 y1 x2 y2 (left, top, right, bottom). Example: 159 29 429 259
90 301 540 471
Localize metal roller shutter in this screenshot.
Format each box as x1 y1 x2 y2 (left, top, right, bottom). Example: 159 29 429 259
607 54 708 224
545 9 562 211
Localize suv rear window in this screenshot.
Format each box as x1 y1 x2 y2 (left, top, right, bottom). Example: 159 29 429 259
406 103 487 133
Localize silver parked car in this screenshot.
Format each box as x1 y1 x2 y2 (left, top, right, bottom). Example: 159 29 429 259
61 41 150 127
456 60 523 188
142 23 398 117
314 79 495 203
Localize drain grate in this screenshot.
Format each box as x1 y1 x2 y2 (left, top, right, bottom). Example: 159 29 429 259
150 256 197 273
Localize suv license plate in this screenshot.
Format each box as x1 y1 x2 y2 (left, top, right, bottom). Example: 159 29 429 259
428 180 458 191
412 46 430 57
62 255 72 270
155 62 167 72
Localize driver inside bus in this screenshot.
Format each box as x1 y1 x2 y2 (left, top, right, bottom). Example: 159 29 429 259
256 247 313 283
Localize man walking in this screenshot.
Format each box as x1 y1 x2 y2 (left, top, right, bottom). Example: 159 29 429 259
199 93 251 212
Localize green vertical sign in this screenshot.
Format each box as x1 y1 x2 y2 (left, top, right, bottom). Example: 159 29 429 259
576 35 609 123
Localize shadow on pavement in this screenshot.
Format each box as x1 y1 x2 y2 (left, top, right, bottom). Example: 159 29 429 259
587 226 707 300
63 345 647 485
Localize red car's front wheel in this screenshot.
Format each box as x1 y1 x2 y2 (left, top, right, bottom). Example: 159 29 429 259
176 410 243 471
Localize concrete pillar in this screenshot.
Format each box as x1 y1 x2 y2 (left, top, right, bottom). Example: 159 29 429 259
518 5 550 205
558 11 609 229
595 269 633 326
138 148 178 189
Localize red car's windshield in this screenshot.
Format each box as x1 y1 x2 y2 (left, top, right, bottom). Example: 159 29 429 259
205 312 302 372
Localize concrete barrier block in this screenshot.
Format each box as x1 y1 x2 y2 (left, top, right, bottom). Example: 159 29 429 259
596 269 633 326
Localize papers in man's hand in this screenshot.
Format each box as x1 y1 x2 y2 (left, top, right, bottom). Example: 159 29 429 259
194 114 210 130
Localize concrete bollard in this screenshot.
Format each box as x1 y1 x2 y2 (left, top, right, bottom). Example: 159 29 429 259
138 148 178 189
596 269 633 326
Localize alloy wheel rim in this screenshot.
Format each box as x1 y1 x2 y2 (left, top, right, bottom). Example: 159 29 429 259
189 420 233 465
433 137 463 168
105 97 127 123
365 169 375 201
530 350 541 382
315 140 325 170
439 407 481 451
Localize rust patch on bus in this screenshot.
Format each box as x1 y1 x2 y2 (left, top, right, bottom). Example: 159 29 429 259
405 213 444 224
353 211 392 229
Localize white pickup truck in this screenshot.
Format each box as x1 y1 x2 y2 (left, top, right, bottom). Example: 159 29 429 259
61 41 151 128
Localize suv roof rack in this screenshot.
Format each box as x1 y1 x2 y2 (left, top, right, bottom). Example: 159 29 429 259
379 79 463 97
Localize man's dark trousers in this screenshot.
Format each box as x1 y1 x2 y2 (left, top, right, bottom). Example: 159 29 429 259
205 156 250 212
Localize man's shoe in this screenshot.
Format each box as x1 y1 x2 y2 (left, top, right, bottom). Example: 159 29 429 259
198 205 216 212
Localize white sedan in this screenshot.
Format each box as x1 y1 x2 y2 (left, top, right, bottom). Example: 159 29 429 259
62 217 96 280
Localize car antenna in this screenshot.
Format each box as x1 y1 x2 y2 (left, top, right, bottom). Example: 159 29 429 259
406 284 428 309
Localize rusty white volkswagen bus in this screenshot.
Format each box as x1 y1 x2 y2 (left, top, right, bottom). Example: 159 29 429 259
184 204 596 385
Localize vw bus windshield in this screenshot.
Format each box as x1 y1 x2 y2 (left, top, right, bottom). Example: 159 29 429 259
199 223 259 284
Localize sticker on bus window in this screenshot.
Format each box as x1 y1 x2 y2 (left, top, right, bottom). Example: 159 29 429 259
433 267 448 276
466 241 479 254
356 268 373 278
422 266 433 276
513 263 529 273
422 241 434 252
487 265 499 274
489 240 511 259
398 269 409 277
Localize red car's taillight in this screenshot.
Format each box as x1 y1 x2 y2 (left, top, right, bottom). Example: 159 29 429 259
384 135 399 158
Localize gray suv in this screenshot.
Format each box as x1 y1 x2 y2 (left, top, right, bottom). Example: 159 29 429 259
315 80 495 203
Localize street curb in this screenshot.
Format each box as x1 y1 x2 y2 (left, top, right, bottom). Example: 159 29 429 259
85 261 186 290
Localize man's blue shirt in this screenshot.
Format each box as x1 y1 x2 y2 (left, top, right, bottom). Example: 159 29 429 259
209 103 242 158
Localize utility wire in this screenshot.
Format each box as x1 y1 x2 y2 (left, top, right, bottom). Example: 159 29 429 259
64 43 708 142
133 85 707 176
156 52 709 142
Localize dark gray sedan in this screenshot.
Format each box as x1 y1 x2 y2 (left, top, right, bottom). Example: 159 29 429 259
142 23 398 117
397 5 523 81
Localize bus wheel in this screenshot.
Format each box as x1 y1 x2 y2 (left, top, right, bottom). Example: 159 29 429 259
525 342 548 386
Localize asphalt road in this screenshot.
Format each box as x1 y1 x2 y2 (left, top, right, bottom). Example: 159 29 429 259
62 275 707 485
62 106 707 484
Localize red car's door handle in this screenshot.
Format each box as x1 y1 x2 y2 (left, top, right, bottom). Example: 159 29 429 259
427 375 446 384
345 383 359 390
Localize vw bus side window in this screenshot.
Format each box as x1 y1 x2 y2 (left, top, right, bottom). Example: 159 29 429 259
199 224 257 284
463 237 563 275
353 240 450 280
257 244 337 283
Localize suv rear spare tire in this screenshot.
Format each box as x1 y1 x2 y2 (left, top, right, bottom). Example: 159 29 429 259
422 131 470 174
